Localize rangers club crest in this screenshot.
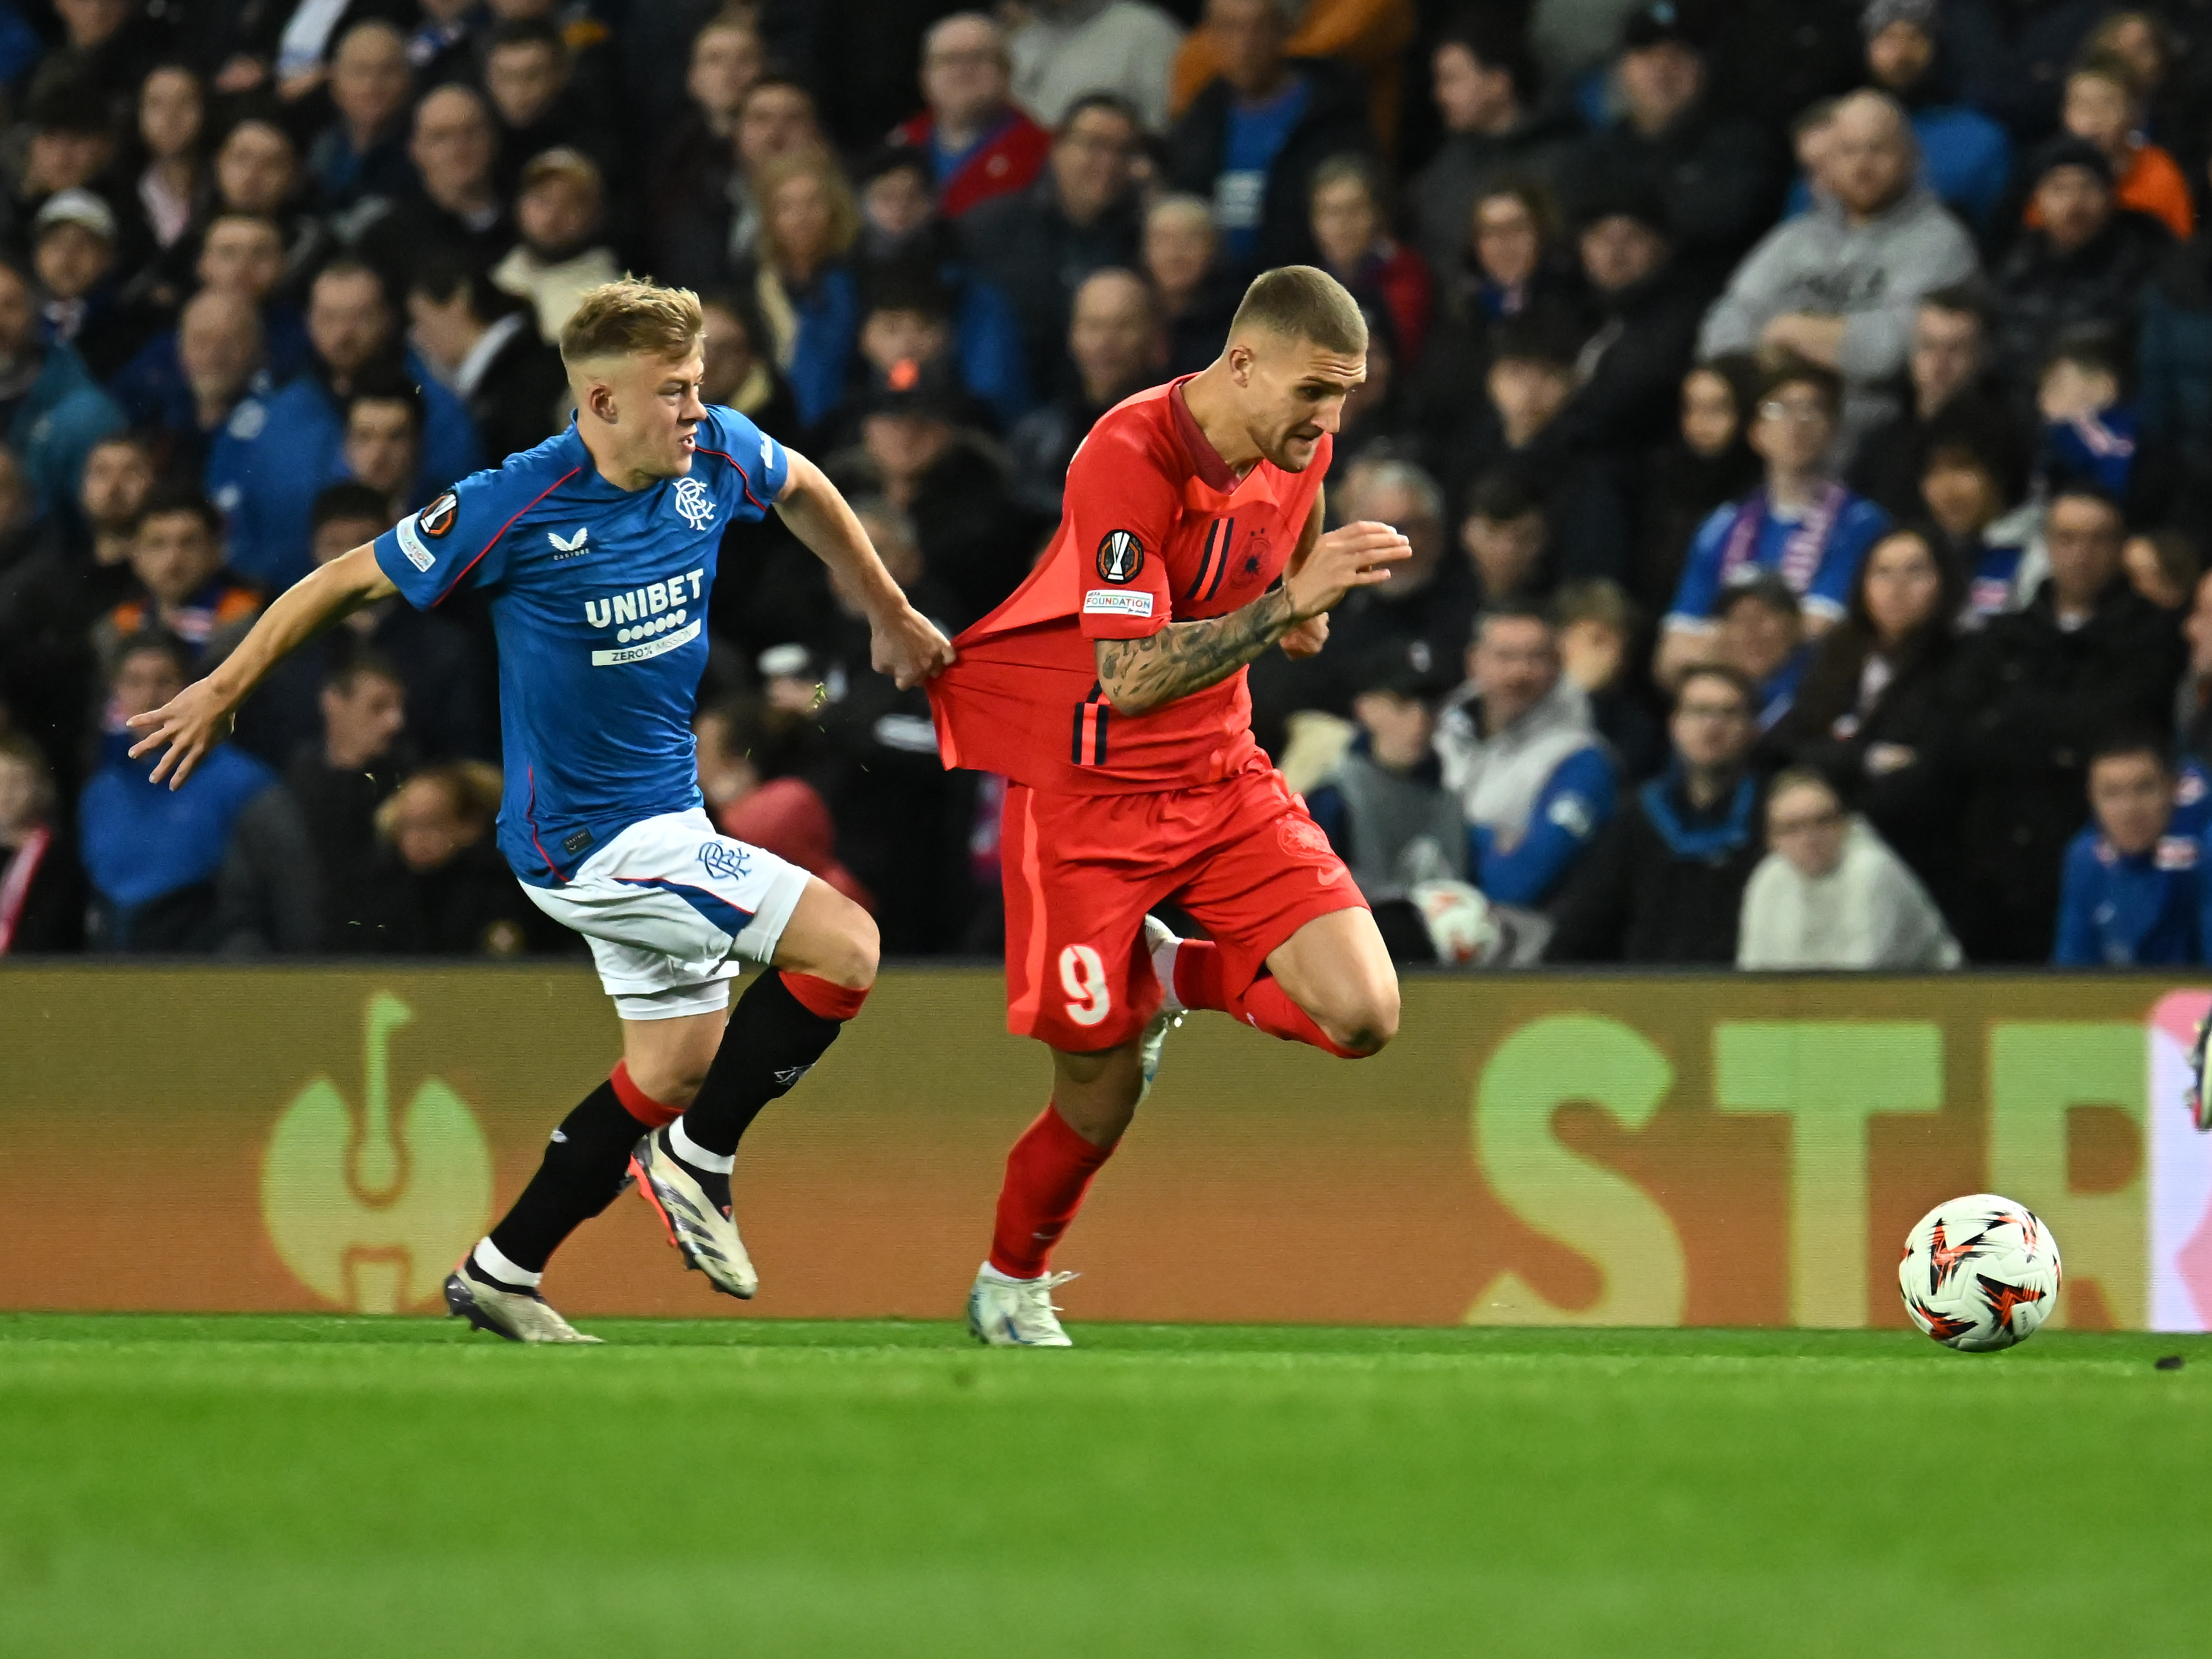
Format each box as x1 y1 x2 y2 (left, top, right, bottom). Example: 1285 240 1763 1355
672 475 716 531
1096 529 1143 584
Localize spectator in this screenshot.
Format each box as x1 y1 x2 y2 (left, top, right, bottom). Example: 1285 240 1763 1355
2124 529 2199 614
1165 0 1372 274
110 287 263 480
79 632 278 951
192 114 329 296
1005 268 1165 521
827 374 1038 628
1855 0 2011 231
208 259 481 592
2051 52 2192 240
806 496 978 953
646 13 764 272
0 253 125 519
1942 484 2187 961
962 94 1146 396
95 488 261 670
2178 567 2212 772
1556 577 1667 782
180 211 309 377
13 78 119 229
1562 4 1782 282
339 374 424 511
891 14 1053 219
1142 192 1238 376
1439 176 1575 329
482 20 606 201
1289 457 1475 719
1632 356 1762 615
1737 765 1960 969
1434 602 1617 907
0 436 149 792
1710 573 1809 731
1545 662 1765 962
1699 90 1978 449
1659 358 1890 681
406 254 568 464
404 0 489 85
359 761 553 956
349 85 509 291
232 480 492 768
308 21 418 214
1782 523 1966 903
655 76 827 292
1409 17 1578 283
1307 154 1431 361
490 148 620 344
1989 137 2170 392
2140 158 2212 452
2051 736 2203 965
1940 0 2107 141
217 651 411 954
1007 1 1185 134
1457 469 1553 606
1847 284 1999 522
747 148 866 433
2031 333 2185 527
1916 411 2037 619
121 62 209 263
698 289 801 440
0 731 85 954
1168 0 1416 147
1306 643 1467 896
695 698 873 913
1558 191 1703 459
843 260 1029 434
31 188 147 382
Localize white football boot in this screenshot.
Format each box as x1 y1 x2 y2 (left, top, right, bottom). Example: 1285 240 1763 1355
630 1129 760 1299
443 1268 602 1344
2191 1013 2212 1132
967 1268 1078 1347
1139 915 1185 1105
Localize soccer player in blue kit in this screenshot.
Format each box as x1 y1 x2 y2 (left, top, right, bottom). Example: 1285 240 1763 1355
129 279 954 1341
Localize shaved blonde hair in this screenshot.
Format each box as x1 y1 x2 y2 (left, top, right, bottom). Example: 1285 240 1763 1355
560 278 705 365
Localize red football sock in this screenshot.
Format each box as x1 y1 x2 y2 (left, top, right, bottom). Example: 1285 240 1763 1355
1225 976 1366 1059
987 1105 1116 1279
610 1059 683 1129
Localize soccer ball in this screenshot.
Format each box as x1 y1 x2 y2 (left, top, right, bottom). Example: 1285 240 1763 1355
1898 1195 2062 1352
1409 880 1498 966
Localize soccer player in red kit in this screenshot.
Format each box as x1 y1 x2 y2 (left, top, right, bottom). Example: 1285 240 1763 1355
928 266 1413 1346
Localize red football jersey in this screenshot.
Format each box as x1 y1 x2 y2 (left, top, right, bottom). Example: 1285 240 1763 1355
928 378 1331 794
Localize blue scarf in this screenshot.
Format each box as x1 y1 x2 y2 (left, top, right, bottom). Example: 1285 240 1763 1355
1639 769 1757 861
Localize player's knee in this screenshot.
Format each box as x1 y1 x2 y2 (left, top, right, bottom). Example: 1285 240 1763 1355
1318 983 1400 1056
820 906 879 990
625 1059 708 1109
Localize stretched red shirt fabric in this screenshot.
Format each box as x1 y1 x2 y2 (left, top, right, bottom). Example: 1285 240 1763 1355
928 377 1331 795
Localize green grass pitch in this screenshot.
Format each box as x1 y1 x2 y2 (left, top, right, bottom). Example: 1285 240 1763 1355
2 1315 2207 1657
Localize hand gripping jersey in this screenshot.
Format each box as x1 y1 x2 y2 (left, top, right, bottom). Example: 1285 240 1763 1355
371 410 789 887
928 378 1330 793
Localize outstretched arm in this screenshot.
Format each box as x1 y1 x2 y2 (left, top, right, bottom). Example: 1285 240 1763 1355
125 542 395 788
775 449 954 688
1094 517 1409 715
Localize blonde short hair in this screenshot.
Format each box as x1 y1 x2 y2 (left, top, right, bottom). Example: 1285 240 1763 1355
560 277 705 365
1229 264 1368 355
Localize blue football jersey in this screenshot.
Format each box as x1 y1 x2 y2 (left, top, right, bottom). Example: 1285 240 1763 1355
372 408 789 887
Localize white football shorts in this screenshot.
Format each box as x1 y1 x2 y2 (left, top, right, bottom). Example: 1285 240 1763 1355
522 808 810 1020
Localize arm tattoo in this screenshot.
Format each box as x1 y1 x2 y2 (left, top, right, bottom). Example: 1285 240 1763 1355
1095 584 1299 714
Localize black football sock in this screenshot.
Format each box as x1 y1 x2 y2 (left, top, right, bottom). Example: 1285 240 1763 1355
676 970 857 1161
485 1081 650 1275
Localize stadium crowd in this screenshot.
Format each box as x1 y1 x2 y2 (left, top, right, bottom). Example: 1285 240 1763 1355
9 0 2212 969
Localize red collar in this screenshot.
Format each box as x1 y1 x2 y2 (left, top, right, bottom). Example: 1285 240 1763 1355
1169 377 1246 493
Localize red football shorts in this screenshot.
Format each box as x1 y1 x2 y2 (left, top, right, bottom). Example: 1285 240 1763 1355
999 757 1368 1051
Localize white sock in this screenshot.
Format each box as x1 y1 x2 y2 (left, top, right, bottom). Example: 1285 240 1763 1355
472 1238 541 1289
1150 925 1185 1015
669 1117 735 1175
979 1260 1042 1285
